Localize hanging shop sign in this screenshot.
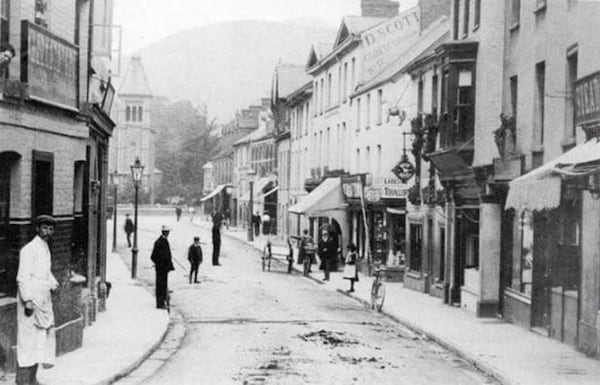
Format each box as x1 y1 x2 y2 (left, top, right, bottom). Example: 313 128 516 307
20 20 79 110
372 176 409 199
341 174 365 200
574 70 600 126
391 158 415 183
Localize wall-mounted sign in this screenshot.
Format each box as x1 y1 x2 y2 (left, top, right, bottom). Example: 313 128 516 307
365 187 382 202
574 70 600 126
341 174 365 200
361 7 420 79
21 20 79 110
391 159 415 183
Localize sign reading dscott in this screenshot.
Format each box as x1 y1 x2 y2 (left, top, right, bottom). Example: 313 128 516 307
574 70 600 126
21 21 79 110
361 7 420 79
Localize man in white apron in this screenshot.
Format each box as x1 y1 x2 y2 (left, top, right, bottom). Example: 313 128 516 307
16 215 59 385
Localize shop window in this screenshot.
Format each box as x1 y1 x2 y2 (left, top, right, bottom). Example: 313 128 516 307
513 211 534 296
409 223 423 271
465 234 479 268
31 151 54 217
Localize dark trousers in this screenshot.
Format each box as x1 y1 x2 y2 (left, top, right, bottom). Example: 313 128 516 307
16 364 38 385
323 258 333 280
212 227 221 265
155 268 169 308
254 223 260 236
189 263 199 283
126 232 132 247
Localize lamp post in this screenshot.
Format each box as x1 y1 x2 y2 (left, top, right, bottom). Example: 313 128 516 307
247 168 256 242
130 157 144 279
110 170 119 252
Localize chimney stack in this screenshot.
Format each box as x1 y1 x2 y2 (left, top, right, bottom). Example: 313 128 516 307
361 0 400 18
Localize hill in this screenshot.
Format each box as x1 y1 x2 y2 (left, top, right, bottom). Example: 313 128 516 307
130 19 336 122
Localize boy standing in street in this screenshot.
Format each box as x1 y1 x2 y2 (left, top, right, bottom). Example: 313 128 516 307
188 236 203 284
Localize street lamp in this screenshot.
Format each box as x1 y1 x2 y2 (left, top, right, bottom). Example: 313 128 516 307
247 168 257 242
110 170 119 252
130 157 144 279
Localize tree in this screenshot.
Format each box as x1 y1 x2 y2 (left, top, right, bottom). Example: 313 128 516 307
152 98 218 203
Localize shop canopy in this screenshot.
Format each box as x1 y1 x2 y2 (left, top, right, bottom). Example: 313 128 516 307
505 137 600 212
200 184 229 202
288 177 344 215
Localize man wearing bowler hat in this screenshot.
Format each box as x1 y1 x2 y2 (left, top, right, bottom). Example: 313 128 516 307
150 225 175 309
16 215 59 385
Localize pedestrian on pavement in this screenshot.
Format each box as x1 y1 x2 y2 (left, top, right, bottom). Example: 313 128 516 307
188 206 196 222
0 42 16 76
150 225 175 309
123 213 134 248
297 229 315 267
212 211 223 265
262 211 271 235
16 215 59 385
188 236 203 284
175 206 182 222
252 212 262 237
317 229 336 281
343 243 359 292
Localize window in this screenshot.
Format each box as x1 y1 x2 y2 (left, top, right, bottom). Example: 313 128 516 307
343 62 348 100
511 0 520 28
510 76 518 124
356 97 361 131
366 93 371 128
432 72 439 116
126 106 131 121
474 0 481 30
326 127 331 167
342 122 347 169
417 77 424 113
320 78 324 113
456 69 474 142
377 89 383 125
534 61 545 145
1 0 9 45
138 106 143 122
338 66 342 104
356 148 360 173
512 211 534 296
366 146 370 173
409 223 423 271
465 234 479 268
31 151 54 217
566 50 578 139
463 0 470 37
314 81 318 117
453 0 460 39
351 57 356 93
327 72 332 107
376 145 382 177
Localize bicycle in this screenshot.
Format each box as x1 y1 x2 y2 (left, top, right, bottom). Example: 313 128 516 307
370 268 386 312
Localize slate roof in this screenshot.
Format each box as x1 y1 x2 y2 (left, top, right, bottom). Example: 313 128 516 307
118 57 153 97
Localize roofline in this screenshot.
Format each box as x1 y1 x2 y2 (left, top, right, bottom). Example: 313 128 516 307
307 36 360 75
283 80 312 103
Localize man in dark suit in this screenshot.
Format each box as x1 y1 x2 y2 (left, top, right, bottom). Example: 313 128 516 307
188 236 203 284
150 225 175 309
123 213 134 247
212 211 223 265
318 230 337 281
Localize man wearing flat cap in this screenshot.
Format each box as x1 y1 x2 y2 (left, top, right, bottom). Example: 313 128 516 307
16 215 59 385
150 225 175 309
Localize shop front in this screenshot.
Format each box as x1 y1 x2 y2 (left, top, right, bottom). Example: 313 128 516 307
503 71 600 356
342 175 407 279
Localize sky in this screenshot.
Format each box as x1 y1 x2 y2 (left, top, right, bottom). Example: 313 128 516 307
113 0 365 54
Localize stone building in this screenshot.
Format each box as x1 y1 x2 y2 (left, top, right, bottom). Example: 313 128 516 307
109 57 158 203
0 0 116 370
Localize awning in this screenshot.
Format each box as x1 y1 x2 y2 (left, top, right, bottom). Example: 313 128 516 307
288 177 344 215
200 184 227 202
239 176 277 202
263 186 278 198
505 137 600 211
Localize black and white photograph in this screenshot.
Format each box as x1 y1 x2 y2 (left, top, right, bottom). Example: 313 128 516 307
1 0 600 384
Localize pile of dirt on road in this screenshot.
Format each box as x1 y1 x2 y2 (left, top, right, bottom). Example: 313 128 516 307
299 330 359 346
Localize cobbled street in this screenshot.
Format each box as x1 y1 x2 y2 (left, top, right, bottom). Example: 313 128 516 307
113 213 498 385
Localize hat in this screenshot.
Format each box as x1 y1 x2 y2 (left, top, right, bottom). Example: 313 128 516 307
193 236 200 241
161 225 171 232
34 215 57 227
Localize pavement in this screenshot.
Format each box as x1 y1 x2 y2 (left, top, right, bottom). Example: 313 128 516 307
0 245 170 385
218 222 600 385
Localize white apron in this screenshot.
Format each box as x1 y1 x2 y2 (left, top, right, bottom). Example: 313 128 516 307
16 236 58 367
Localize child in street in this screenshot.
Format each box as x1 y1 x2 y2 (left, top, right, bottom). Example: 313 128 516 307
188 236 203 284
343 243 359 292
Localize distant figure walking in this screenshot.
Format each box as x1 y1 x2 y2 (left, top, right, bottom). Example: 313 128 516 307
188 206 196 222
188 236 203 283
252 212 262 237
212 211 223 266
150 225 175 309
175 206 182 222
123 213 134 247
